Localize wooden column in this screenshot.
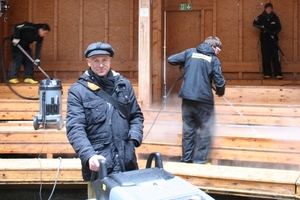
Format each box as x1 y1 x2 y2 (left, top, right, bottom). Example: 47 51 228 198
138 0 152 108
293 0 298 63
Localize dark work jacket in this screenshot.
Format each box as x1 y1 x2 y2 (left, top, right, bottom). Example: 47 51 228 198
253 11 282 42
66 70 144 181
168 42 226 105
11 22 44 59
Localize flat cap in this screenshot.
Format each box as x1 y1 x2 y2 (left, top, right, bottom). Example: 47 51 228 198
84 42 115 58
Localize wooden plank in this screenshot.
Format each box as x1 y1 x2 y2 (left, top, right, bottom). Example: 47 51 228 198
221 62 300 73
164 162 300 198
0 82 138 99
16 61 138 72
138 138 300 166
0 158 84 184
294 0 298 63
238 0 243 61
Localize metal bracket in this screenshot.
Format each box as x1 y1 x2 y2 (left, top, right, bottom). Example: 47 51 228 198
0 0 10 22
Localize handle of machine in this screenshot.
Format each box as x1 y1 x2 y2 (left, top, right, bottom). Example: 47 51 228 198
90 159 107 182
16 44 51 79
145 152 163 169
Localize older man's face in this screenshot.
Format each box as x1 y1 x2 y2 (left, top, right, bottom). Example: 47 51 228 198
87 54 111 77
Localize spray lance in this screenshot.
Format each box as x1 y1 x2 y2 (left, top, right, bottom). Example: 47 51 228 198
16 44 50 79
212 86 260 136
269 35 297 79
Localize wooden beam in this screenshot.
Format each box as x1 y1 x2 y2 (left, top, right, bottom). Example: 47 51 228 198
293 0 298 62
130 0 134 60
200 9 205 42
212 0 217 35
28 0 33 22
104 0 109 43
78 0 83 61
139 0 152 107
238 0 243 61
54 0 58 61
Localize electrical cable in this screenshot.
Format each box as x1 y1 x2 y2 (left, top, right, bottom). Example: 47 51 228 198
37 130 62 200
1 36 39 100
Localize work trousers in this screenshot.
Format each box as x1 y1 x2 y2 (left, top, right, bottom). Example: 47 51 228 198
7 45 34 79
261 40 282 77
181 99 215 164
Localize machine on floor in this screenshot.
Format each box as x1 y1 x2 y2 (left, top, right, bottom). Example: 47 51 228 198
91 152 214 200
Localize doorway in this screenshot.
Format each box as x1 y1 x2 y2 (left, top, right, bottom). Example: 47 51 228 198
165 10 202 98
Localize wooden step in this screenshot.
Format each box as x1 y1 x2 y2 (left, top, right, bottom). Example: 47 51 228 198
226 79 300 86
0 82 139 100
164 162 300 199
1 158 299 199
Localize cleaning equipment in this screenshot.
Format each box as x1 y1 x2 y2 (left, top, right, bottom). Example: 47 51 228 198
14 44 64 130
270 35 297 79
33 78 64 130
91 152 214 200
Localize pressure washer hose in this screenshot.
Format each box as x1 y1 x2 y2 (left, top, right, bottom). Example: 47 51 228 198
1 36 39 100
143 72 262 141
143 72 184 141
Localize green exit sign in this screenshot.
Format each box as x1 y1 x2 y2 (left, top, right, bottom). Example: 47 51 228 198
179 3 193 10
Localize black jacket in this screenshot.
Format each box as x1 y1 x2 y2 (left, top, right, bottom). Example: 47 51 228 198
11 22 44 59
253 11 282 42
66 70 144 181
168 42 226 104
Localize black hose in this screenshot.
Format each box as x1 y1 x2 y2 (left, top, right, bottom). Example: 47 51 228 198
1 36 39 100
143 71 184 141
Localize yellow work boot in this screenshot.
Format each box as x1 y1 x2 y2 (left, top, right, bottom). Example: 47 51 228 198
264 75 271 79
275 75 283 79
24 78 38 84
204 162 211 165
8 78 19 84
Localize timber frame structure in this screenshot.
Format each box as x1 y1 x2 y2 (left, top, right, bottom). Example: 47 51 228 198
0 0 300 108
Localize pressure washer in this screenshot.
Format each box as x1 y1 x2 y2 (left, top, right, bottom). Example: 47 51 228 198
91 152 214 200
1 36 64 130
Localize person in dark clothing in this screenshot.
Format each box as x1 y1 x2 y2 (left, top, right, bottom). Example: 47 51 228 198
168 36 226 165
66 42 144 196
253 3 282 79
8 22 50 84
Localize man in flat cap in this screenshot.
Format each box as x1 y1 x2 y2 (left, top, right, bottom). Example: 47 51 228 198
253 3 283 79
66 42 144 196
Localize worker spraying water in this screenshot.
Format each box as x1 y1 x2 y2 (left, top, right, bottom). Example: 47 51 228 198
167 36 226 165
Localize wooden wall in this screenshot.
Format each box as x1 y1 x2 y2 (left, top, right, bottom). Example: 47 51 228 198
1 0 139 82
1 0 300 104
154 0 300 98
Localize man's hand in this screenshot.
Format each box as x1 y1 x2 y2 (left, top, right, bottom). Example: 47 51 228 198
34 59 40 67
88 155 106 171
12 38 20 46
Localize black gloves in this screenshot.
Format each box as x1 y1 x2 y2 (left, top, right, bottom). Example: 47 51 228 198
129 139 138 147
215 86 225 97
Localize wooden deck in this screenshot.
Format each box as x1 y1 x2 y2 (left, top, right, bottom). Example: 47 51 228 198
0 81 300 199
